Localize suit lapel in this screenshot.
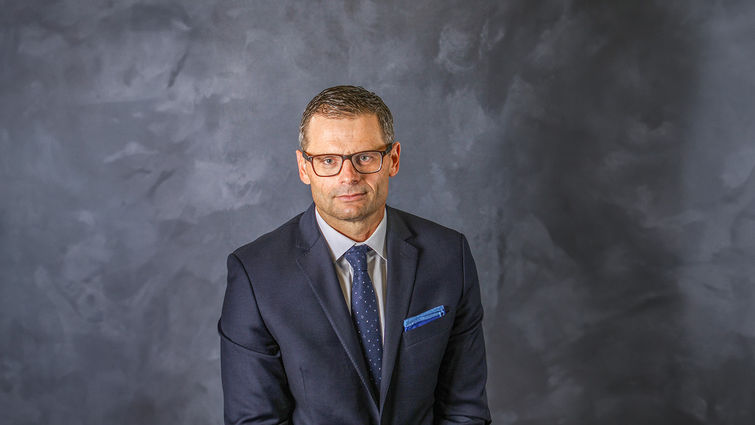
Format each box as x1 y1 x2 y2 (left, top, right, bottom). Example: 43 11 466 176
379 207 418 413
295 204 378 406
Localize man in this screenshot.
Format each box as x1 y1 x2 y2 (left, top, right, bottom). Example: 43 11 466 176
219 85 490 424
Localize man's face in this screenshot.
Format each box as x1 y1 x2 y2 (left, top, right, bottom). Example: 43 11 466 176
296 113 401 228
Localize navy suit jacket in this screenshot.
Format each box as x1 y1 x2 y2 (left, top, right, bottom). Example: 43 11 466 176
219 204 490 424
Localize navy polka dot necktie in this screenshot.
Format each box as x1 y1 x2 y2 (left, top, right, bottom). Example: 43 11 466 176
343 244 383 394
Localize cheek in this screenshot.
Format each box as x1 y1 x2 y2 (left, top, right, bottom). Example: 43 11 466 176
367 175 389 195
310 180 334 199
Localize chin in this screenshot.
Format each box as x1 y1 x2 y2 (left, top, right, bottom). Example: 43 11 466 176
332 205 375 222
334 210 369 222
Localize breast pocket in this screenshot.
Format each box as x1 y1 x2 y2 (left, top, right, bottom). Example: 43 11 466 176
402 306 454 348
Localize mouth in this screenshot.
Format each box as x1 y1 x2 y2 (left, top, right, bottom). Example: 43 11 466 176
336 192 367 202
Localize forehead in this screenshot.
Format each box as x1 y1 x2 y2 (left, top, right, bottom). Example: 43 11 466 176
305 113 383 153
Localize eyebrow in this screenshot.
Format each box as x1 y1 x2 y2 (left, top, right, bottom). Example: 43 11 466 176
304 145 389 156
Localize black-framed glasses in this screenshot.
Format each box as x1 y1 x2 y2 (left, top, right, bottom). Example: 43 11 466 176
300 143 394 177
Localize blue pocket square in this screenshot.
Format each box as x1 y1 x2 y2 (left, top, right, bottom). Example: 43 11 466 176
403 305 446 332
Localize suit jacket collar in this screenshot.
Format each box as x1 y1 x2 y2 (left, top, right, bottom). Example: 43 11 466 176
295 203 322 251
295 204 419 414
380 206 419 414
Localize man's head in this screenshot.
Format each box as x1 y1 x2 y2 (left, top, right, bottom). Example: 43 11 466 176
296 85 401 240
299 85 394 150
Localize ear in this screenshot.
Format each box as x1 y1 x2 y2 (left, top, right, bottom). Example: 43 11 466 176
387 142 401 177
296 150 311 185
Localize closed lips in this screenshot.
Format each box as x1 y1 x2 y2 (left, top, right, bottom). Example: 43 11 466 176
338 193 365 199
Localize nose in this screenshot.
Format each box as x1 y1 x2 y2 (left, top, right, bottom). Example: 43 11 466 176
338 157 361 183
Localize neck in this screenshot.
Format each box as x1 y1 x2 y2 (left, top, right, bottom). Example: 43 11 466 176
317 207 384 242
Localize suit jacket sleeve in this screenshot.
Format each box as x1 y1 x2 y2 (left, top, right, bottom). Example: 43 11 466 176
218 253 293 425
433 235 492 424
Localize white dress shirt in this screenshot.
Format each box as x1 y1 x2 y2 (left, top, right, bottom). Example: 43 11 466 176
314 207 388 340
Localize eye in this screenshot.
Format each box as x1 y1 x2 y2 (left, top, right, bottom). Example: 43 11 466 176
316 155 339 168
358 153 375 163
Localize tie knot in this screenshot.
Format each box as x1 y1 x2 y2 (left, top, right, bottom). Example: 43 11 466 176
344 244 371 272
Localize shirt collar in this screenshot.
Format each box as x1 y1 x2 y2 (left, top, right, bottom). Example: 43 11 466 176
315 207 388 262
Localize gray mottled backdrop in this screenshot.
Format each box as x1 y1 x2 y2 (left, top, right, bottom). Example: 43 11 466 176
2 1 754 424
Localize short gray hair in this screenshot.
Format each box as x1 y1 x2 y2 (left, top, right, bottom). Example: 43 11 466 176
299 85 394 150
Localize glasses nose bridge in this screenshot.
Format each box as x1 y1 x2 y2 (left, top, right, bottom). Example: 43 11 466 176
338 152 361 176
